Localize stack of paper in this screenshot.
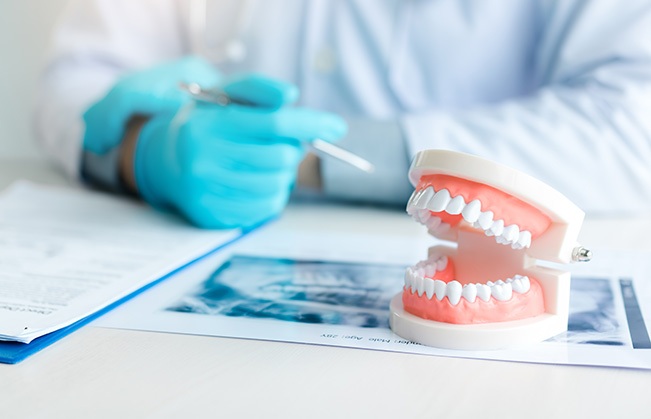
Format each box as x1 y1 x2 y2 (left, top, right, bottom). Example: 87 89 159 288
0 182 241 362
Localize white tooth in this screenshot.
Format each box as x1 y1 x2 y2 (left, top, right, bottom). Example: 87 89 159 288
511 242 524 250
404 269 412 287
414 187 434 209
461 200 482 223
487 219 504 237
516 230 532 249
486 280 494 286
477 211 494 230
424 264 436 277
406 190 421 214
425 255 439 265
502 225 519 243
433 279 447 301
520 276 531 293
462 284 477 303
495 236 510 244
436 256 448 271
424 278 435 299
415 275 425 296
417 209 431 223
446 281 463 305
427 189 451 212
491 282 513 301
476 284 491 302
409 272 419 293
511 277 525 293
446 195 466 215
495 279 504 285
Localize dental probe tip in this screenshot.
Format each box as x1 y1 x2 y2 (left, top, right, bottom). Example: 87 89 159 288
572 246 592 262
311 138 376 174
180 82 202 95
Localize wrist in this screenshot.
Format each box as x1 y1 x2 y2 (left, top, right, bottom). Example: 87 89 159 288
297 152 323 191
119 116 148 195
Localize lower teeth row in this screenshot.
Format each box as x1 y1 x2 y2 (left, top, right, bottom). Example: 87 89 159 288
405 265 530 305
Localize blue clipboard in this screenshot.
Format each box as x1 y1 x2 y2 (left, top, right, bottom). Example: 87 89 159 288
0 228 254 364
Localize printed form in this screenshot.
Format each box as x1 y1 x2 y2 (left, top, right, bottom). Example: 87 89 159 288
0 182 240 343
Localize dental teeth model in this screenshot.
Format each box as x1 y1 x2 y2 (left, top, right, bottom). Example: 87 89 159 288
390 150 590 350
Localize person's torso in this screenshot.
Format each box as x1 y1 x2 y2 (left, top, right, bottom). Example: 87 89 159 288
192 0 543 117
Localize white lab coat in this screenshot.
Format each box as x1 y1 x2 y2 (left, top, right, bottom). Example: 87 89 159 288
36 0 651 213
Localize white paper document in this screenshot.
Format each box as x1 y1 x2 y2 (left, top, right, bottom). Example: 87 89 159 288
96 215 651 370
0 182 241 343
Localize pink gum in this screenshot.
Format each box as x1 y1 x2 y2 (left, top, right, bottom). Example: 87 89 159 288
417 175 552 238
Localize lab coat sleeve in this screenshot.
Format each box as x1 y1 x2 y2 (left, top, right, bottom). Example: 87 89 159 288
401 1 651 214
321 117 413 206
34 0 187 179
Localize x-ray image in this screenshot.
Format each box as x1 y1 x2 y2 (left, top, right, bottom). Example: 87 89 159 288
548 276 625 346
96 243 651 369
167 256 633 347
167 255 407 328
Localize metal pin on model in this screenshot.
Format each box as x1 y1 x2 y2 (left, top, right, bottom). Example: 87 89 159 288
179 82 375 174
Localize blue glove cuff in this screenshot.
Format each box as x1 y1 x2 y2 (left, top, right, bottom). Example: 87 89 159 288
133 114 176 209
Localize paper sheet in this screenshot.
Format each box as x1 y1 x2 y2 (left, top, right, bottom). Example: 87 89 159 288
0 182 241 343
96 221 651 370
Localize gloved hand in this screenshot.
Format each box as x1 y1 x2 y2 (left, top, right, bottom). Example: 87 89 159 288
135 74 347 229
82 56 347 229
83 56 221 156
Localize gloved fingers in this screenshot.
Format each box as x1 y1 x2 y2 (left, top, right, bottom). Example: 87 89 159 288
194 106 348 144
194 167 298 197
190 136 305 171
269 107 348 143
222 73 299 109
181 189 291 229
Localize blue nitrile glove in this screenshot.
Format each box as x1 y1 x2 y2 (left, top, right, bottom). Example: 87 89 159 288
134 74 348 229
83 56 221 156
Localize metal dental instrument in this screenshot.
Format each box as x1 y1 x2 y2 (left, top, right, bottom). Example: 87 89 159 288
179 82 376 173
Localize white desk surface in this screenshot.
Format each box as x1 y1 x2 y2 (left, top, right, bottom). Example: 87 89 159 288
1 159 650 419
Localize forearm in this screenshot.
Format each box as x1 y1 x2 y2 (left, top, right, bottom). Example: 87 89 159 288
397 0 651 215
401 84 651 214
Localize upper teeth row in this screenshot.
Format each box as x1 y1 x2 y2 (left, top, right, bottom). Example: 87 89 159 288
406 187 532 249
404 267 531 304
